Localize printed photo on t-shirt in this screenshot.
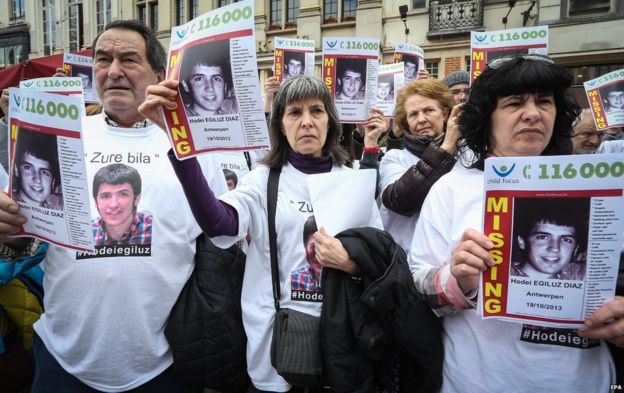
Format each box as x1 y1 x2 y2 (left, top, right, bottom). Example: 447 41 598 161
77 163 152 259
291 215 323 302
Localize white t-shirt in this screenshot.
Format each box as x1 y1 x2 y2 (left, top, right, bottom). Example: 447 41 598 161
409 164 615 393
33 114 228 392
378 148 420 254
212 163 382 392
212 150 260 187
597 140 624 154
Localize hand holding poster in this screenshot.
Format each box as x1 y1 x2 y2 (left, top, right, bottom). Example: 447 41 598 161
273 37 315 83
63 53 99 104
322 37 380 123
393 43 424 83
478 155 624 329
163 0 269 160
376 63 404 117
583 69 624 129
8 88 94 251
470 26 548 83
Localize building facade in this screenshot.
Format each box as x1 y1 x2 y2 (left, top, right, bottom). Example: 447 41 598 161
0 0 622 101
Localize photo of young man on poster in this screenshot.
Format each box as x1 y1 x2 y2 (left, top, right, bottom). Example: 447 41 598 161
335 58 367 101
510 198 588 281
12 128 64 210
283 51 305 80
179 39 238 117
377 74 394 102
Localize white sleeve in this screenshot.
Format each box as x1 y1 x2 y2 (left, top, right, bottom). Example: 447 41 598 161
379 150 410 193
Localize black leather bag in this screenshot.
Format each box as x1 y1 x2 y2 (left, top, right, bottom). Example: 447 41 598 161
267 167 323 387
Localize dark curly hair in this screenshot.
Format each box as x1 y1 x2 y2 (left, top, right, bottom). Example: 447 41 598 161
458 56 580 169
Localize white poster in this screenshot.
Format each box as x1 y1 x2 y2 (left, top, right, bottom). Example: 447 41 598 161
322 37 380 123
273 37 315 83
470 25 549 83
63 53 99 104
393 43 424 83
478 155 624 329
376 62 404 117
164 0 269 159
583 69 624 130
8 88 94 251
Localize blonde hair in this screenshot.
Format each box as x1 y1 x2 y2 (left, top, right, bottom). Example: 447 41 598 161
394 78 455 134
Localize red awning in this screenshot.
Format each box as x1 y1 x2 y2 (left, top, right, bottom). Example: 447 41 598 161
0 48 92 91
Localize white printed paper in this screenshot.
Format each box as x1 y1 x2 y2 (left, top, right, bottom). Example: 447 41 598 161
478 155 624 328
273 37 315 83
8 88 94 251
470 26 548 83
322 37 380 123
583 69 624 129
393 43 424 83
307 169 376 236
164 0 269 159
376 63 404 117
63 53 99 103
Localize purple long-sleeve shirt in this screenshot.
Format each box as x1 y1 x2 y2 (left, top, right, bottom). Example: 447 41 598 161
169 150 333 237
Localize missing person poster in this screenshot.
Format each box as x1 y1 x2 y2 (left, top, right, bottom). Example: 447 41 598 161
478 155 624 329
583 69 624 129
322 37 380 123
8 88 94 251
273 37 315 83
164 0 269 160
19 77 87 117
393 43 424 83
470 25 548 83
376 63 404 117
63 53 98 104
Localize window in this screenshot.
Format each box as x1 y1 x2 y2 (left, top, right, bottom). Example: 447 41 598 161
10 0 26 22
564 63 624 86
342 0 356 20
323 0 357 23
69 0 84 52
149 2 158 31
218 0 238 6
136 1 158 31
286 0 299 26
270 0 283 28
569 0 611 15
426 60 439 79
176 0 199 25
413 0 426 9
465 55 471 72
97 0 111 33
42 0 56 56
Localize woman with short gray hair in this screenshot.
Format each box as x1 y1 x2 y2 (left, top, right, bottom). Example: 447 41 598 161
140 75 382 392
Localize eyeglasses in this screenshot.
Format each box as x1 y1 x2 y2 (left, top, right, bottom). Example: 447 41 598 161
450 88 470 96
486 54 554 70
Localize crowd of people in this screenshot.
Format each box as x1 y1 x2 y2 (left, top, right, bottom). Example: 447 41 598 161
0 18 623 393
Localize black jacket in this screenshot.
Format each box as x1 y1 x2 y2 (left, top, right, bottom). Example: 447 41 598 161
321 228 443 393
165 234 250 392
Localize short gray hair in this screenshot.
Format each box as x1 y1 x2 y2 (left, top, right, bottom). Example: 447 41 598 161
261 76 347 168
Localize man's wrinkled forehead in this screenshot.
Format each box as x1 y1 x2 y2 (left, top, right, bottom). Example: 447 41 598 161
94 28 147 58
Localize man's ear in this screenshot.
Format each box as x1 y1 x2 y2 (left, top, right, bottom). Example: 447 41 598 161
133 194 141 209
517 236 526 250
157 71 165 83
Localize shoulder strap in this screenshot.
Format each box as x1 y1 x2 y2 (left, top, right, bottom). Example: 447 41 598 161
267 167 282 311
